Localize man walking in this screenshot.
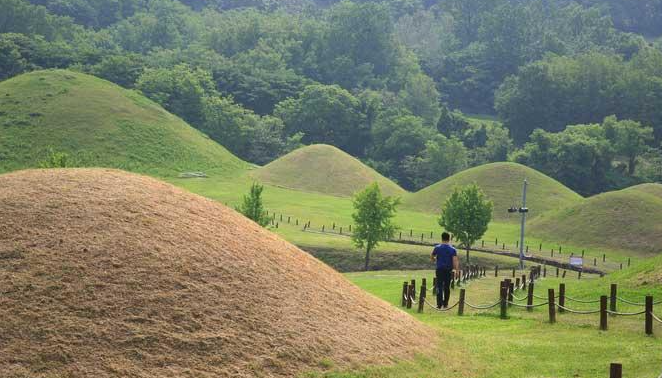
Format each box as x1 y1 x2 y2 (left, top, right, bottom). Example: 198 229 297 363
431 232 459 308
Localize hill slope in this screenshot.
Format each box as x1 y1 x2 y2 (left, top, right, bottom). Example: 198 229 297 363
404 162 582 221
0 70 247 176
252 144 406 197
0 169 433 378
529 187 662 254
629 183 662 200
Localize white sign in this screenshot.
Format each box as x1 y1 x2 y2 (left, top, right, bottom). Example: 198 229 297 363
569 257 583 266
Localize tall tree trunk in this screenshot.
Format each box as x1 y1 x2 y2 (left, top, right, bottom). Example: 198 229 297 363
364 247 371 271
628 155 636 176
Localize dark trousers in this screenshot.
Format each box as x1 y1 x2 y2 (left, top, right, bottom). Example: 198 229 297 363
436 268 452 307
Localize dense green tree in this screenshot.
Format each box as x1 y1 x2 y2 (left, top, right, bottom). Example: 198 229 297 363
439 184 493 263
603 116 654 175
401 134 468 189
274 84 367 155
136 63 212 126
397 73 442 127
88 53 145 87
351 183 400 271
510 125 615 195
237 182 270 227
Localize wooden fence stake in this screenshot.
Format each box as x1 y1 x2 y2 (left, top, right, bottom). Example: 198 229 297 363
610 284 617 313
609 363 622 378
508 282 514 306
628 257 631 267
500 282 508 319
495 265 499 277
600 295 608 330
512 268 516 278
522 274 527 290
418 282 426 313
559 283 566 313
646 296 653 335
562 270 567 279
556 267 559 277
401 282 408 307
543 266 547 277
527 283 534 312
548 289 556 324
411 279 416 300
578 270 582 280
458 289 466 316
603 254 606 262
515 277 520 290
406 284 414 309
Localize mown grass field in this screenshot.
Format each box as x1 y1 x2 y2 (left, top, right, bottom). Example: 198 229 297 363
300 266 662 377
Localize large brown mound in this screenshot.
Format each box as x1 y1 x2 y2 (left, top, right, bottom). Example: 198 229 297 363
0 169 433 378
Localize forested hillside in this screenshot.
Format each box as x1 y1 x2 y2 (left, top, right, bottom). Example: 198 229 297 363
1 0 661 195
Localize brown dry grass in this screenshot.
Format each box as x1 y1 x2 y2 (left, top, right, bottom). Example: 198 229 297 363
0 169 434 378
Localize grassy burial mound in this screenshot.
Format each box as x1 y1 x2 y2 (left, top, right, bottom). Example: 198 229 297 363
629 183 662 200
404 162 582 221
0 169 433 378
252 144 406 197
529 187 662 255
0 70 247 176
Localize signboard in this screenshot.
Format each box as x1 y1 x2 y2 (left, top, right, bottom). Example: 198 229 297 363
569 257 583 267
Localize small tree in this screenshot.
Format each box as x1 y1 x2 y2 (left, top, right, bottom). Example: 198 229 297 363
39 148 71 168
439 184 493 263
351 183 400 271
237 183 270 227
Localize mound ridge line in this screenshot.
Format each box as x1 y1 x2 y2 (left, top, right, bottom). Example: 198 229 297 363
0 168 434 378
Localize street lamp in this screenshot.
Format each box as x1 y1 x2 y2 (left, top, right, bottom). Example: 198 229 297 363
507 179 529 270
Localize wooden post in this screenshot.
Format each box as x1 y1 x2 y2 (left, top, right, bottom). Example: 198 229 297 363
603 254 606 262
410 229 413 237
562 270 567 279
402 282 408 307
508 282 514 306
539 242 542 251
500 282 508 319
515 277 521 290
512 268 516 278
556 267 559 277
646 296 653 336
558 283 566 313
551 249 554 257
458 289 466 315
594 257 597 266
610 284 617 313
332 222 335 230
495 237 498 246
527 283 534 312
339 227 342 235
582 250 585 257
430 231 433 239
609 363 622 378
620 263 623 270
296 219 298 226
411 279 416 300
522 274 527 290
543 266 547 277
322 225 325 232
432 277 437 295
418 283 426 313
406 284 414 309
287 216 290 223
482 240 485 247
399 231 402 240
600 295 608 330
349 225 351 232
526 245 529 253
548 289 556 323
559 246 562 254
495 265 499 277
280 214 283 221
502 243 506 250
628 257 631 267
578 270 582 280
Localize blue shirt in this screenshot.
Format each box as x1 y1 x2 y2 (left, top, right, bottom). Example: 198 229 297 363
432 244 457 270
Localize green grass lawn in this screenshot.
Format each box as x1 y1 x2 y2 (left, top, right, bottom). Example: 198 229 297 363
301 269 662 377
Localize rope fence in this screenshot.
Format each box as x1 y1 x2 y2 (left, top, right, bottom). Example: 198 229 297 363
400 270 661 337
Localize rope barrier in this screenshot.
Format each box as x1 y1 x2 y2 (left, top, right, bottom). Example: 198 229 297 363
618 297 662 306
650 312 662 324
556 304 601 314
533 293 559 300
606 309 646 316
512 293 528 301
507 301 549 308
424 299 459 312
564 296 601 304
464 300 501 310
